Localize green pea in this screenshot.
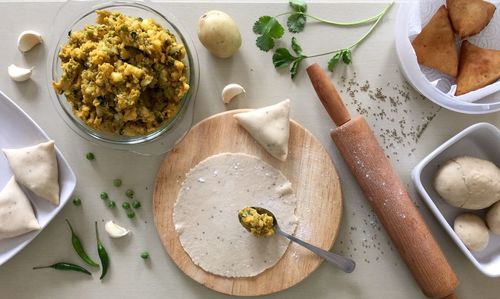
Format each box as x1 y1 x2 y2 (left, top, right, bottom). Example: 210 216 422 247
100 192 108 200
113 179 122 187
72 197 81 206
132 200 141 209
107 201 116 208
86 152 95 160
122 202 131 209
125 189 134 198
127 210 135 219
140 251 149 259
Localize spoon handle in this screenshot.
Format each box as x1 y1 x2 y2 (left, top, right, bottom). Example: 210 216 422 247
277 229 355 273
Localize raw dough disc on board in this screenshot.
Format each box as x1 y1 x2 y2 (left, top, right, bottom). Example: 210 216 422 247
173 152 298 277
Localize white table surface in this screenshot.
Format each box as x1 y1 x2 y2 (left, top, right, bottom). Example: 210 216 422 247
0 1 499 298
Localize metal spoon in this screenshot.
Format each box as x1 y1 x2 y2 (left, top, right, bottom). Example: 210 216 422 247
238 207 356 273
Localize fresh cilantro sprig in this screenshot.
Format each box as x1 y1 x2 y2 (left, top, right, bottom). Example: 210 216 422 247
261 1 394 78
254 0 391 52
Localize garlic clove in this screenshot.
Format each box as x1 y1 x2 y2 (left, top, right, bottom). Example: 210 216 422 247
17 30 43 53
104 220 130 238
222 83 246 104
8 64 33 82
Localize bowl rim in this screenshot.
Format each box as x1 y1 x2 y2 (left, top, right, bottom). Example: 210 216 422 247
48 0 199 147
411 122 500 277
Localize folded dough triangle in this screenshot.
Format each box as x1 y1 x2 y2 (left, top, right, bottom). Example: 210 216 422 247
447 0 496 38
412 6 459 77
455 41 500 96
3 140 60 205
0 176 40 240
234 99 290 161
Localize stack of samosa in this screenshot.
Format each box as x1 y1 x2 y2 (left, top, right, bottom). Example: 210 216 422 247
412 0 499 96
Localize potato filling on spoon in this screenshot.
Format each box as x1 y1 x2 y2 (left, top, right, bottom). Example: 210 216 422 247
239 207 275 237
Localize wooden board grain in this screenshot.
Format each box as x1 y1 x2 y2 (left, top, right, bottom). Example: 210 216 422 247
152 110 342 296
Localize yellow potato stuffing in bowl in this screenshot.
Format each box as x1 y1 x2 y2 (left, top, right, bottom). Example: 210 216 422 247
49 2 199 153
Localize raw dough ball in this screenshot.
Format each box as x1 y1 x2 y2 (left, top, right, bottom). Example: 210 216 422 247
454 213 489 252
486 201 500 235
434 156 500 209
197 10 242 58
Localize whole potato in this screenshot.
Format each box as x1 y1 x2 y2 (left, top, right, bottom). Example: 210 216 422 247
197 10 242 58
434 156 500 209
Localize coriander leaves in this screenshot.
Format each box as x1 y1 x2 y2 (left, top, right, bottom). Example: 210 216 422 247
289 0 307 12
253 16 285 51
272 37 305 79
328 49 352 71
287 13 306 33
253 0 306 51
287 0 307 33
255 0 394 79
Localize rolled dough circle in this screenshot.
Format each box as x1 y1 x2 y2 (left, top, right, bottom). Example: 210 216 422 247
173 153 298 277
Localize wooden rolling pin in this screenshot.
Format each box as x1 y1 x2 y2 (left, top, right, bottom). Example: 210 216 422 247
306 63 458 299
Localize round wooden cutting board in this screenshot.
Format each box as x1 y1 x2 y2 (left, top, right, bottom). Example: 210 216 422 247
153 110 342 296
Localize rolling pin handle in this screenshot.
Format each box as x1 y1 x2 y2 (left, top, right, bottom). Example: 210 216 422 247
306 63 351 126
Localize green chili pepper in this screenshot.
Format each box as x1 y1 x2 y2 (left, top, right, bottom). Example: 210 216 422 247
95 221 110 280
33 262 91 276
65 219 99 267
107 200 116 208
86 152 95 160
140 251 149 259
100 192 108 200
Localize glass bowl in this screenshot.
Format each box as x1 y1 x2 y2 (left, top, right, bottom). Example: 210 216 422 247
48 1 199 155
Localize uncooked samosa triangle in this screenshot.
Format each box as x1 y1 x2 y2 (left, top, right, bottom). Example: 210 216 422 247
3 140 60 205
234 99 290 161
0 176 40 240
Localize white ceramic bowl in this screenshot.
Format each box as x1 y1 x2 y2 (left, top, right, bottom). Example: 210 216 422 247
0 91 76 266
412 123 500 277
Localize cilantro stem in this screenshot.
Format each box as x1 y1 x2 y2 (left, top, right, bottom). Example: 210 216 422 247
347 3 390 49
301 2 393 58
275 2 392 27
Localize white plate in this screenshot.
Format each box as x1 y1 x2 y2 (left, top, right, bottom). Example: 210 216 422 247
412 123 500 277
0 91 76 266
395 0 500 114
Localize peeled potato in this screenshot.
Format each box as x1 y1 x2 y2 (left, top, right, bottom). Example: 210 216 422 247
197 10 242 58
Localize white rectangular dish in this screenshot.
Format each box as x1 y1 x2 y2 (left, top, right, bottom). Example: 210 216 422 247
0 91 76 266
412 122 500 277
